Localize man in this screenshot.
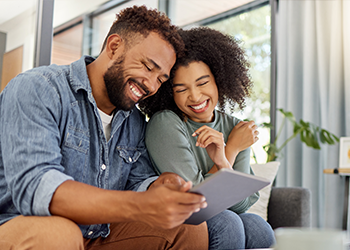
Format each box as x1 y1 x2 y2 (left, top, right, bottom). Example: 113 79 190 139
0 6 208 250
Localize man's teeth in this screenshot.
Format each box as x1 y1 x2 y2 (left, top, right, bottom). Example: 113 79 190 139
130 84 142 97
191 100 208 110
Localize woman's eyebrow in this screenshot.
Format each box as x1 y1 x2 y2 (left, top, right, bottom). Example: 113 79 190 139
172 83 184 87
172 75 210 87
195 75 210 82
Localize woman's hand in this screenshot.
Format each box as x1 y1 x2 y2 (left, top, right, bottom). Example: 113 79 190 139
192 125 231 169
226 120 259 153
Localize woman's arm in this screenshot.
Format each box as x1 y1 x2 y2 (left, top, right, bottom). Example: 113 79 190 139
192 125 231 171
200 120 259 174
225 120 259 165
146 111 206 185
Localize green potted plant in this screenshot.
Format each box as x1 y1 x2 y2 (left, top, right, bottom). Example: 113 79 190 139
255 109 339 163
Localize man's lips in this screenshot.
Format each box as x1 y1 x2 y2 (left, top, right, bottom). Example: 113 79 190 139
128 80 147 102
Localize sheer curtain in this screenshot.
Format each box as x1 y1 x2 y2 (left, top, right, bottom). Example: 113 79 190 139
276 0 350 228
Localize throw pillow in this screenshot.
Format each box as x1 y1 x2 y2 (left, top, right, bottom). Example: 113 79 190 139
246 161 280 221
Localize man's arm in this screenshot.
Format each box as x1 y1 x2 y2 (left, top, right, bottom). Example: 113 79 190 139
50 178 207 229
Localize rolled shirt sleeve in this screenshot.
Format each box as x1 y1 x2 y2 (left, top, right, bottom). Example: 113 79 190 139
33 170 73 216
1 71 68 216
136 176 158 192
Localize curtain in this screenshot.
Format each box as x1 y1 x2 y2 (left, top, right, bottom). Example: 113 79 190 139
276 0 350 228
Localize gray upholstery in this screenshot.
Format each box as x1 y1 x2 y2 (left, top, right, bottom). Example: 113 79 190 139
267 187 311 229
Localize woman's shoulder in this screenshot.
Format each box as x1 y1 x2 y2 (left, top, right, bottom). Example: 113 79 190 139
215 110 242 126
146 110 185 132
149 110 182 123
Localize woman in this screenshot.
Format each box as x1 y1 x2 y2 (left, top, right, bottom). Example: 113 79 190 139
139 27 275 249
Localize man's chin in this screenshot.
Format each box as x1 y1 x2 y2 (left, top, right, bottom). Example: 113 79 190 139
114 101 136 112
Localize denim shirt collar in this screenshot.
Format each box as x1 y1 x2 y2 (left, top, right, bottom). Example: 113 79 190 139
70 56 133 118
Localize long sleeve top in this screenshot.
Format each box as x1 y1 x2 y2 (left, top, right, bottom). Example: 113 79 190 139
145 109 259 214
0 56 157 238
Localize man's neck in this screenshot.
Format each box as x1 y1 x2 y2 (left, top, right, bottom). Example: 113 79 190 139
86 56 116 115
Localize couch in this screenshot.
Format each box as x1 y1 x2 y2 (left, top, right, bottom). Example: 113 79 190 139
267 187 311 229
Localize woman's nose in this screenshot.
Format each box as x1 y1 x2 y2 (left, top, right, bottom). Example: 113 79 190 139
189 89 201 102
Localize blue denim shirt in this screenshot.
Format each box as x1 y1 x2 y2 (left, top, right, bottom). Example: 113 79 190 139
0 56 158 238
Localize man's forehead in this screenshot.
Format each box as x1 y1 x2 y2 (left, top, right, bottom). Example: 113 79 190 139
132 32 176 68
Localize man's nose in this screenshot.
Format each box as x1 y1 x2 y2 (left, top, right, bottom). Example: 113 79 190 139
144 77 159 96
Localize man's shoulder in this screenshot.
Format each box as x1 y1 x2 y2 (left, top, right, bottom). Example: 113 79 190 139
1 64 68 102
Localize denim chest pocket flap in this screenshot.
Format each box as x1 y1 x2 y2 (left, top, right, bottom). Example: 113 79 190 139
64 131 89 154
117 147 141 163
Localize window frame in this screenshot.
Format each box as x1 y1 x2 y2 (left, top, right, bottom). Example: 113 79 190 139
165 0 277 144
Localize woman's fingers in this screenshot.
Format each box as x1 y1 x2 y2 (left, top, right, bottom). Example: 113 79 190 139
192 126 225 148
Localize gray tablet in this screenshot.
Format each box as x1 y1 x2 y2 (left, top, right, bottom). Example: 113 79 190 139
185 168 270 225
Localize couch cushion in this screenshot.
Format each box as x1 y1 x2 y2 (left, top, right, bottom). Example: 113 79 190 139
246 161 280 220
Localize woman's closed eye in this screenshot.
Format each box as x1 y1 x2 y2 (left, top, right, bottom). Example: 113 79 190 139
174 88 187 93
198 81 209 87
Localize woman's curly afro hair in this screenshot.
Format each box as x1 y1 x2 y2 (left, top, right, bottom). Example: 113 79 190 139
138 27 253 120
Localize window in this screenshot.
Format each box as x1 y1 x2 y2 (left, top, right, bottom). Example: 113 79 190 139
49 0 272 163
169 0 271 163
168 0 256 27
51 23 83 65
207 5 271 163
89 0 158 57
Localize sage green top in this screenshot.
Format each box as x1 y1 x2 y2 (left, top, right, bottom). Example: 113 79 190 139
145 109 259 214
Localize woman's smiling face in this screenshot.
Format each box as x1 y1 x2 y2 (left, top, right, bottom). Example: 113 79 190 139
172 61 218 123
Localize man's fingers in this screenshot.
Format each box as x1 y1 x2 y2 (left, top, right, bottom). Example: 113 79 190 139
179 181 192 192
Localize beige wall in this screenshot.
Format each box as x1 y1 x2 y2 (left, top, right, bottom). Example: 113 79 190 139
1 46 23 92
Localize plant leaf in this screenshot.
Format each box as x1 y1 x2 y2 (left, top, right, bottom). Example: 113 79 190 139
261 122 273 129
278 108 296 124
332 134 340 142
320 129 334 144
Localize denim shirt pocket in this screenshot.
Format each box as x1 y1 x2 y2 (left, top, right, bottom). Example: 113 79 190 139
113 147 143 190
64 131 89 154
117 147 141 164
61 128 90 181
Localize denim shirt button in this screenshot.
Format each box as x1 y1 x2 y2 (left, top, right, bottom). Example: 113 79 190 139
88 231 93 236
128 157 132 162
101 164 106 170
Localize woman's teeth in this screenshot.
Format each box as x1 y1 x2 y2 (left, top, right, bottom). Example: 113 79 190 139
191 100 208 110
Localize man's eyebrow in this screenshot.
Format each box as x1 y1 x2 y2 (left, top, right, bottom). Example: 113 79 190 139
147 58 169 79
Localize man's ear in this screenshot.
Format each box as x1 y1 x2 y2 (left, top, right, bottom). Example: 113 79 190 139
105 34 123 59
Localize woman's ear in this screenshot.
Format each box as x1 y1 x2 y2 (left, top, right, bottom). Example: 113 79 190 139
105 34 123 59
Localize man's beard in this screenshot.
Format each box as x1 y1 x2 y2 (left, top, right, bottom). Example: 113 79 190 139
103 55 135 111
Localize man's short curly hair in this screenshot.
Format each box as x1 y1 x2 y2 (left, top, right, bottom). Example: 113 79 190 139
139 27 253 120
100 5 184 55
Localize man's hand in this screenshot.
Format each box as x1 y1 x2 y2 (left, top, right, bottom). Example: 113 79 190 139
148 172 186 189
136 179 207 229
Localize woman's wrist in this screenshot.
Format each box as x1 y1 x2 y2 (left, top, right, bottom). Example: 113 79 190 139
224 144 240 165
215 159 232 170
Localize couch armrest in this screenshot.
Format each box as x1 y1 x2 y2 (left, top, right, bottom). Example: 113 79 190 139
267 187 311 229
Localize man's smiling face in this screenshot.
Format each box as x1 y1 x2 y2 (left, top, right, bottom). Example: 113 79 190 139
103 32 176 111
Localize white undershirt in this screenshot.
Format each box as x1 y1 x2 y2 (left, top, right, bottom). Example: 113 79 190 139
97 108 113 141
